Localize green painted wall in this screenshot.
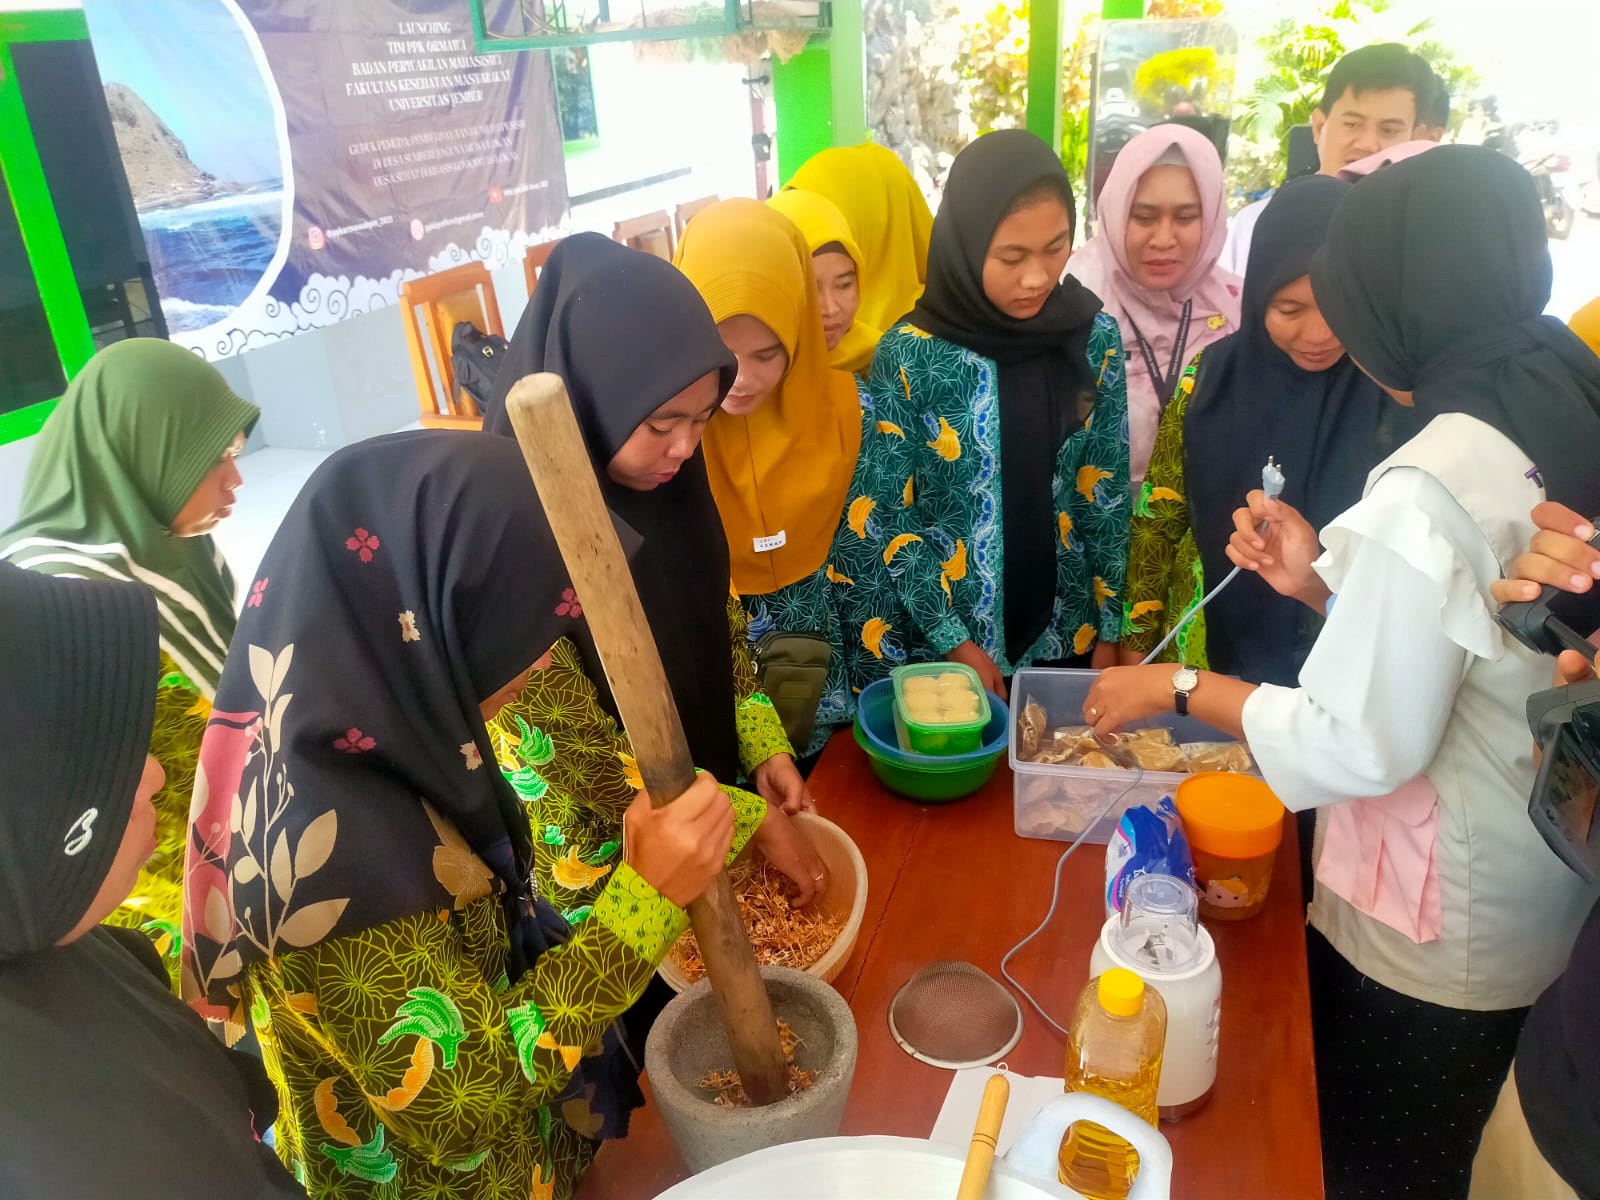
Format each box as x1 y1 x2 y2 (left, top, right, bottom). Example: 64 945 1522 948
828 0 867 148
772 42 834 187
1026 0 1144 156
1024 0 1064 150
771 0 866 188
0 7 94 445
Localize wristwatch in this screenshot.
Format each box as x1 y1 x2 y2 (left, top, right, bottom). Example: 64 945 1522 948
1172 666 1199 716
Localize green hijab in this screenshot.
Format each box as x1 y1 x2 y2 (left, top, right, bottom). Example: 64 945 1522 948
0 339 259 696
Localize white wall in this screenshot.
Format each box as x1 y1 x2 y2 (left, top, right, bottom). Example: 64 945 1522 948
568 45 757 204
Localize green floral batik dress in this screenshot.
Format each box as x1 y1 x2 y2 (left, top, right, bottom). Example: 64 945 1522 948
97 652 209 989
1121 353 1210 668
248 838 699 1200
488 587 784 908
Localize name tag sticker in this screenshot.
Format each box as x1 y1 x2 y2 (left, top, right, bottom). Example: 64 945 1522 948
753 531 787 553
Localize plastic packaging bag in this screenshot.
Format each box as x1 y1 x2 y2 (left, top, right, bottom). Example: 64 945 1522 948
1104 796 1197 916
1017 698 1048 759
1181 741 1255 774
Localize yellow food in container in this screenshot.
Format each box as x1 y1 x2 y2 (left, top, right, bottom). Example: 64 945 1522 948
890 662 992 755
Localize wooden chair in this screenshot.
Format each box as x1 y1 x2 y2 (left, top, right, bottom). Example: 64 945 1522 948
522 237 562 300
613 210 675 260
674 195 718 240
399 262 505 430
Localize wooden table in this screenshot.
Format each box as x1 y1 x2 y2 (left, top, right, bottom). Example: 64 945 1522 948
578 734 1324 1199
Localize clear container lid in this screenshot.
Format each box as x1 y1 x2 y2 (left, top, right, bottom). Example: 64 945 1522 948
1111 873 1206 974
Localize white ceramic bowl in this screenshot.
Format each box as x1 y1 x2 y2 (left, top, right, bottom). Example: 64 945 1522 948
658 811 867 992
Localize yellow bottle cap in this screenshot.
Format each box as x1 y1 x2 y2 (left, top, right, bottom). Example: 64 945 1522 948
1097 968 1145 1018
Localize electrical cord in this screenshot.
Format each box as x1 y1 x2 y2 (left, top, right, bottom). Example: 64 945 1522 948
1138 457 1286 667
1000 458 1285 1034
1000 767 1146 1037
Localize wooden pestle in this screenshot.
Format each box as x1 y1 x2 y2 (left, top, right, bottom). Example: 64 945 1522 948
505 373 789 1106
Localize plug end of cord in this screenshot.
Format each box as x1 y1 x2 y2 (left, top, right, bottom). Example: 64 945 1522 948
1262 455 1286 501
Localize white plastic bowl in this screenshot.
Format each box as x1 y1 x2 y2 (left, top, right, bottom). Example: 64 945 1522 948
653 1093 1174 1200
658 811 867 992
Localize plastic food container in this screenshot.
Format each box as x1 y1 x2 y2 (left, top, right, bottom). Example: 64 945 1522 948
658 812 867 992
1174 773 1286 921
855 679 1008 802
1010 669 1249 845
890 662 991 756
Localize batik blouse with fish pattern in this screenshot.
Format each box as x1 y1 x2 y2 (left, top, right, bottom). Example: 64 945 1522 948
835 314 1130 690
738 379 873 758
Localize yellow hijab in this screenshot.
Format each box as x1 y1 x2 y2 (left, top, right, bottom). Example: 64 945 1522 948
767 189 882 375
1572 297 1600 358
786 142 933 334
674 199 863 596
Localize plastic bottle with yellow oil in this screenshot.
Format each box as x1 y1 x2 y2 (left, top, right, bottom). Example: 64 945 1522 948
1058 967 1167 1200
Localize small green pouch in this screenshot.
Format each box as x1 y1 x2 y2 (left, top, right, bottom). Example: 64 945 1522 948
752 630 832 751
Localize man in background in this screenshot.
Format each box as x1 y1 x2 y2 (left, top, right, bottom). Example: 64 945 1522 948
1220 43 1443 275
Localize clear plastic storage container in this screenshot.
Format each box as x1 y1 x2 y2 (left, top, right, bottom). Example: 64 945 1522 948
1010 669 1248 845
891 662 992 756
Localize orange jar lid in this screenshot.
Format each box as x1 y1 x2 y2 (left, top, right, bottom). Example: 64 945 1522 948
1175 772 1286 860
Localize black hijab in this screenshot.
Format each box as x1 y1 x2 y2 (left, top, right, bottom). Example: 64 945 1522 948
1184 176 1392 686
483 234 744 781
1311 144 1600 520
0 563 155 957
182 432 623 1014
908 130 1105 660
0 564 300 1198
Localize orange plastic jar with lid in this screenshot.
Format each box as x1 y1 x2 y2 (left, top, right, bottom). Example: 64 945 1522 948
1174 773 1286 922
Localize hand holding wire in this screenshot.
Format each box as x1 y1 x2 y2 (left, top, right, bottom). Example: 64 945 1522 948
1225 483 1327 611
1139 458 1287 666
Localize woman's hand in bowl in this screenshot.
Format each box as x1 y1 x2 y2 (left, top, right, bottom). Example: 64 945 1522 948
752 805 828 908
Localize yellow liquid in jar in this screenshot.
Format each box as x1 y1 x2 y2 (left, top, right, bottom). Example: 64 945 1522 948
1057 1050 1163 1200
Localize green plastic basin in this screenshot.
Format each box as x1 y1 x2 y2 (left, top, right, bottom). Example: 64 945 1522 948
852 720 1003 803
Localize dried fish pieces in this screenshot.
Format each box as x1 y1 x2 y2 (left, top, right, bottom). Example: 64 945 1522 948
698 1019 816 1107
1036 727 1101 765
1124 740 1187 772
1016 704 1254 775
1079 749 1125 771
1181 742 1255 773
1111 728 1175 749
1018 698 1048 758
669 857 843 984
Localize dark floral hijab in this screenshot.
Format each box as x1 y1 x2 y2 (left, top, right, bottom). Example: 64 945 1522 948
181 431 627 1017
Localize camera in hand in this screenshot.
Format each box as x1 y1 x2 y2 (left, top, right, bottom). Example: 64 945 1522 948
1527 682 1600 884
1503 520 1600 884
1496 529 1600 661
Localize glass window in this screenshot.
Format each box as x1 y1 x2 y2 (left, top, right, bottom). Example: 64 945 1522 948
553 47 600 141
10 39 167 356
0 159 68 416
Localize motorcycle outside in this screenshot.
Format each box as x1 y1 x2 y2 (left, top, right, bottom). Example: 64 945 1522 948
1524 150 1577 240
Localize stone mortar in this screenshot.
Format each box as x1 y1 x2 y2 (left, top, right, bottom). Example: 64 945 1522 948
644 965 859 1174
